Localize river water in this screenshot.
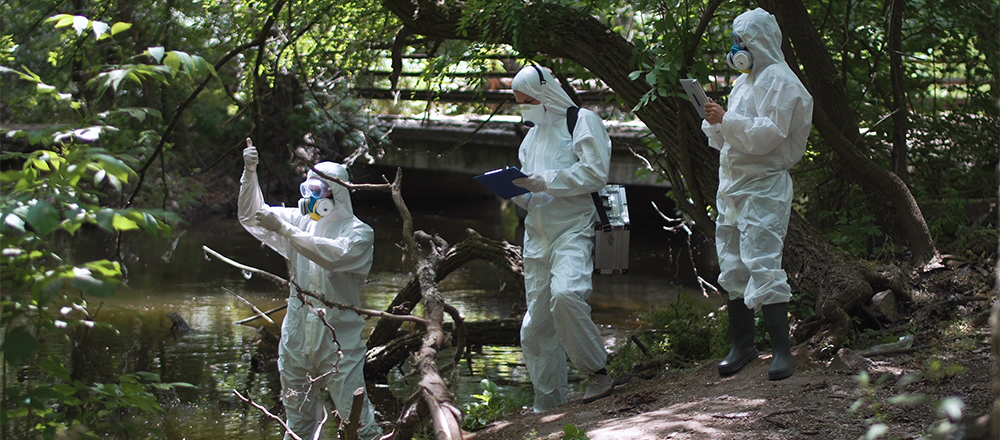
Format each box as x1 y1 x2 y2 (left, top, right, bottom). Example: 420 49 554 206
64 187 716 438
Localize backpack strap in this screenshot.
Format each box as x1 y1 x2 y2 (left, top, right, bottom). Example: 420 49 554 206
566 106 580 136
569 107 608 231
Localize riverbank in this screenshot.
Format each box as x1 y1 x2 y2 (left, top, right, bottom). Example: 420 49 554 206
468 334 994 440
467 263 997 440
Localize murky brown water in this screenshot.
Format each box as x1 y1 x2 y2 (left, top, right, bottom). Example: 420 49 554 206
59 194 712 438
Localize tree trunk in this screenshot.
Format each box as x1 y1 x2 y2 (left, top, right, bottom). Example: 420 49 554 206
888 0 909 186
757 0 936 263
376 0 926 356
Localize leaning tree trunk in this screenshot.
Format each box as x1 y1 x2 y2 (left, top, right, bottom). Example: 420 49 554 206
377 0 919 356
757 0 936 264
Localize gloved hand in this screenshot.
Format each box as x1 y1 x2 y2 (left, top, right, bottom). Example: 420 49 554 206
254 209 296 237
243 146 258 173
512 173 547 193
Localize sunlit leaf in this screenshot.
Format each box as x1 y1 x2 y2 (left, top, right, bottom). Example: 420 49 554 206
31 158 51 171
91 20 110 39
938 397 964 421
106 173 121 191
86 260 121 278
112 214 139 231
94 154 132 183
147 46 165 63
72 15 89 35
163 51 181 74
4 212 26 232
53 14 75 28
93 168 107 185
111 22 132 36
74 127 102 141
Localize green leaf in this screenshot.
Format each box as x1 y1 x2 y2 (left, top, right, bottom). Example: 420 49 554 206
93 153 132 183
25 200 60 236
111 22 132 36
112 214 139 231
4 327 39 366
85 260 121 278
53 14 75 28
163 51 181 74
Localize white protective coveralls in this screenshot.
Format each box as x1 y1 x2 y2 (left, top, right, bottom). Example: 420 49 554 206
510 66 613 412
701 8 814 310
239 161 381 440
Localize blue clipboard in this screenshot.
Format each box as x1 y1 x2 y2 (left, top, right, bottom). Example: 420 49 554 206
473 167 530 199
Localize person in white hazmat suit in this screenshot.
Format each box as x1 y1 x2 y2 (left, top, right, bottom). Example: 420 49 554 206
701 8 814 381
508 65 614 412
238 146 382 440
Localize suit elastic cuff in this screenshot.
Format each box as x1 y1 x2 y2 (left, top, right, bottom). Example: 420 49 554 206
278 223 296 238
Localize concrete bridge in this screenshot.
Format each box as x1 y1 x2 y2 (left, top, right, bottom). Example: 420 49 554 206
373 114 668 188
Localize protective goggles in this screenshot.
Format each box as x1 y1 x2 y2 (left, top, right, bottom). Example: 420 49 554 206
299 178 332 198
731 32 745 49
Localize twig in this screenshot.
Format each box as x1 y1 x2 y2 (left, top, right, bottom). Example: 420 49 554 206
232 304 287 325
234 389 303 440
223 287 278 328
203 245 288 287
292 281 430 327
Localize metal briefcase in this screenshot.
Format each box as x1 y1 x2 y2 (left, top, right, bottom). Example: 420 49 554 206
593 184 629 275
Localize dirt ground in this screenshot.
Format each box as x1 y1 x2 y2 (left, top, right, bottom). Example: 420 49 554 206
467 337 995 440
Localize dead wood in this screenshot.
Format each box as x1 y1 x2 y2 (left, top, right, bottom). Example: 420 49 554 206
368 229 523 348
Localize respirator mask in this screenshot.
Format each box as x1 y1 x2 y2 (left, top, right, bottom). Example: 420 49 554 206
521 104 546 128
726 32 753 74
298 178 334 220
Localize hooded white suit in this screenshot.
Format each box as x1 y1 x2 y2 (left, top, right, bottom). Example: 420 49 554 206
510 66 613 412
701 8 814 310
239 161 381 440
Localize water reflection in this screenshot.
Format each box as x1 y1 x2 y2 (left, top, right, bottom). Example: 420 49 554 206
65 197 709 438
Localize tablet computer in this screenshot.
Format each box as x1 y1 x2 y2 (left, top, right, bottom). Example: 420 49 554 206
680 79 709 119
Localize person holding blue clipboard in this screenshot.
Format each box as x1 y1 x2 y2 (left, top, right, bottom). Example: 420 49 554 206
502 64 614 412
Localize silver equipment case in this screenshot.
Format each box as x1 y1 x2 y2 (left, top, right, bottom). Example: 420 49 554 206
593 184 630 275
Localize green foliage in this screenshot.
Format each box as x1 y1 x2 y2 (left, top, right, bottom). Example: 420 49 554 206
815 185 889 259
1 14 190 438
461 378 532 431
562 423 591 440
849 371 927 437
849 355 975 440
608 299 730 377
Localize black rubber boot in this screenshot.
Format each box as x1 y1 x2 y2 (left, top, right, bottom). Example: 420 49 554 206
762 302 794 380
718 299 759 376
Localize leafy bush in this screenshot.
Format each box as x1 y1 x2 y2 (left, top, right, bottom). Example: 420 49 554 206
609 299 730 377
461 378 531 431
1 14 197 438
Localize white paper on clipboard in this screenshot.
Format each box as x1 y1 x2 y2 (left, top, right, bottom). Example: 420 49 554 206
680 79 709 119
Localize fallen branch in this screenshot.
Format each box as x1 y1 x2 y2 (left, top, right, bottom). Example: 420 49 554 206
234 389 303 440
223 287 278 328
203 245 288 287
233 304 287 325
